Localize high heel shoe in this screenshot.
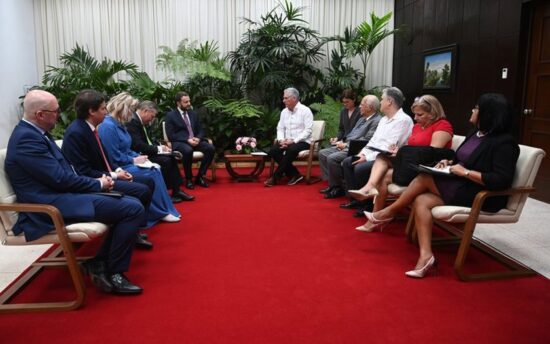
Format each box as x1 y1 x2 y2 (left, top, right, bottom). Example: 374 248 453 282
363 211 394 225
348 188 379 201
405 256 438 278
355 220 386 232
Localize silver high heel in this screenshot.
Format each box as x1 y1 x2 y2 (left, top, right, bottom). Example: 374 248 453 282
348 188 379 201
405 256 438 278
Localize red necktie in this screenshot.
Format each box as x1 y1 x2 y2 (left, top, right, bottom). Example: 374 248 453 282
93 129 113 173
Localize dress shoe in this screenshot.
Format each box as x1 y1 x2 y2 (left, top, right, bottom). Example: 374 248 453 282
405 256 438 278
353 202 374 217
174 190 195 201
340 200 361 209
319 186 333 194
264 176 277 187
185 180 195 189
135 234 153 250
80 260 113 293
364 211 394 225
91 272 114 293
195 176 209 188
171 195 183 203
348 188 379 201
324 187 346 199
355 221 385 232
162 214 181 222
287 174 304 185
109 273 143 295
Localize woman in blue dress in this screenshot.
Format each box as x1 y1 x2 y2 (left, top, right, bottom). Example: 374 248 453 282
99 92 180 226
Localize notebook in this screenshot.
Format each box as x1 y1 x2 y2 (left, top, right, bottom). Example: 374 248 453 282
347 140 369 156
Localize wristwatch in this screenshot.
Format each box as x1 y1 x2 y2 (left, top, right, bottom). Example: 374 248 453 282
464 169 471 177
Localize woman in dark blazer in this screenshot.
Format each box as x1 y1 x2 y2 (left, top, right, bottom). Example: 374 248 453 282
364 93 519 278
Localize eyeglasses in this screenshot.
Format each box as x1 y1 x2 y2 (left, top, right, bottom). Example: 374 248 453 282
39 108 61 115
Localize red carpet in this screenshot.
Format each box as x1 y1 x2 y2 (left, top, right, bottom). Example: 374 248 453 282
1 167 549 343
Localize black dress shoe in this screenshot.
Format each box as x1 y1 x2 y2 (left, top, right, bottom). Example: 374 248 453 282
353 202 374 217
91 272 113 293
195 176 209 188
109 273 143 295
185 180 195 190
174 190 195 201
135 234 153 250
319 186 333 194
80 261 113 293
340 200 361 209
171 195 183 203
324 187 346 199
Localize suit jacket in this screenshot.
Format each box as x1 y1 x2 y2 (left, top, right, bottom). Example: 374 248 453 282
446 131 519 212
62 118 122 178
5 121 101 241
336 107 361 141
126 113 159 156
165 108 206 143
346 113 382 143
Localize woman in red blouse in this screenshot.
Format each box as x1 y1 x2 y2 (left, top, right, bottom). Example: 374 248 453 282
350 95 453 231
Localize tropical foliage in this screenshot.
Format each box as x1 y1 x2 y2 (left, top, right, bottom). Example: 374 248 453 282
41 44 139 137
343 12 403 89
310 95 345 143
35 2 401 156
156 39 230 82
228 0 326 108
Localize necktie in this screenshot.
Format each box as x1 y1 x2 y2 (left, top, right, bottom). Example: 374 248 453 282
143 126 152 145
182 111 194 138
93 129 113 173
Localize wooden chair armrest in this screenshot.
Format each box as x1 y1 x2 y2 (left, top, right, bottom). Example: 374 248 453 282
467 186 536 221
0 202 69 241
307 138 325 155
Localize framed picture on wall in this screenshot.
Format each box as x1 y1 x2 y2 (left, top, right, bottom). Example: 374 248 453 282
422 44 457 91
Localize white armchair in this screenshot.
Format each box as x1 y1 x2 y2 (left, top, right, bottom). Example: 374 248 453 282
0 146 109 313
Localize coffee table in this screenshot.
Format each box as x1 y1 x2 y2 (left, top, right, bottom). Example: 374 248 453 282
224 153 267 182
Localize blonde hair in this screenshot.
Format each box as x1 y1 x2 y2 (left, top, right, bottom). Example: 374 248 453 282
411 95 446 121
106 92 139 123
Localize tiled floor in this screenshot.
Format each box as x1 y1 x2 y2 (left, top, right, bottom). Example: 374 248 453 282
0 244 51 292
1 197 550 292
475 197 550 278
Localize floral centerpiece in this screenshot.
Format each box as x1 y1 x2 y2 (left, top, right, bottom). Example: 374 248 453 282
234 136 257 154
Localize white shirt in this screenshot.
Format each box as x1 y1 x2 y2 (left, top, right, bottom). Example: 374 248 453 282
276 102 314 144
360 108 413 161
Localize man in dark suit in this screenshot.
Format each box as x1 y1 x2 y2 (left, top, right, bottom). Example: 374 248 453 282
165 91 215 189
126 100 194 202
6 90 144 294
62 89 154 250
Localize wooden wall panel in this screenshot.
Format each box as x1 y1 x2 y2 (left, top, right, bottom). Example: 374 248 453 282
392 0 528 137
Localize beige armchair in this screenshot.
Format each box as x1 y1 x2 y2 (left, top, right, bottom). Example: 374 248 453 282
269 120 326 184
0 147 109 313
162 121 216 182
405 142 546 281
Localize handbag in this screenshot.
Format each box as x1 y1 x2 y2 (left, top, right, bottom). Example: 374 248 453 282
392 145 455 185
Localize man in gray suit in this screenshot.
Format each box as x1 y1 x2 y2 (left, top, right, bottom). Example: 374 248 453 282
320 94 382 199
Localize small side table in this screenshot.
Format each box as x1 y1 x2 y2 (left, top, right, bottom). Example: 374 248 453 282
224 153 267 182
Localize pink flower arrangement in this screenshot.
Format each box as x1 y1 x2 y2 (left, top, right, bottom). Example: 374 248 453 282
235 136 257 154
